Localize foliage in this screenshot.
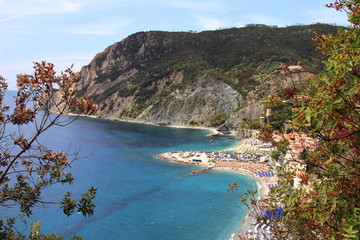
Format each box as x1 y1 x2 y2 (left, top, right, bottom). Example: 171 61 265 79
0 62 98 237
267 101 295 131
0 220 84 240
188 120 199 126
270 140 289 160
270 150 281 160
209 112 229 127
28 221 83 240
85 24 340 118
251 1 360 239
239 115 261 129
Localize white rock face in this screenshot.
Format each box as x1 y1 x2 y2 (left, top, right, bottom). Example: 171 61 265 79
141 75 243 125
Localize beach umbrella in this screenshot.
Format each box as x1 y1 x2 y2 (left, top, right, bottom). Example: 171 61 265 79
275 208 281 218
279 208 284 217
267 210 275 219
261 209 267 218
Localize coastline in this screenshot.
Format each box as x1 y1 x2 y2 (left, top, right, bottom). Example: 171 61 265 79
157 145 276 239
116 119 223 136
70 113 222 136
209 167 270 238
70 113 271 238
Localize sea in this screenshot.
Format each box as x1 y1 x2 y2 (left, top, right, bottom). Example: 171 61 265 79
1 93 256 240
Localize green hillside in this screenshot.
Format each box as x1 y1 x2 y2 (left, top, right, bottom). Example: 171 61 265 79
76 24 340 127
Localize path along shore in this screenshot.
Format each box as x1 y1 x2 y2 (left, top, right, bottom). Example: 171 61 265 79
157 139 279 239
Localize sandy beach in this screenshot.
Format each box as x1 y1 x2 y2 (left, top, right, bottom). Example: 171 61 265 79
157 139 278 239
71 113 273 238
80 114 273 237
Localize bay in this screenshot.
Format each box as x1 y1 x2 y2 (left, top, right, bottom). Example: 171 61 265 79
1 97 255 240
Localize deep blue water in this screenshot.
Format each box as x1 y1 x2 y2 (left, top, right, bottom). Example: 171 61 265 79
1 94 255 240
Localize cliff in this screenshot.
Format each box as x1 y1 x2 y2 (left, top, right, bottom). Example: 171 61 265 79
75 24 338 130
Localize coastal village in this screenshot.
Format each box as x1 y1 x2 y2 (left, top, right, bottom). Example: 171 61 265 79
157 129 316 240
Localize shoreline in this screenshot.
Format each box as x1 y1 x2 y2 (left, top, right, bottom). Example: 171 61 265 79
71 113 223 136
209 167 270 237
71 113 270 238
157 149 276 239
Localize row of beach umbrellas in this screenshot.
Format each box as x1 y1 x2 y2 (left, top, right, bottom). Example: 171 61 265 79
262 206 285 219
257 171 275 177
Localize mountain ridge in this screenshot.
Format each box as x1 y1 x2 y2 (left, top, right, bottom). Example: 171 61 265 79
74 24 339 130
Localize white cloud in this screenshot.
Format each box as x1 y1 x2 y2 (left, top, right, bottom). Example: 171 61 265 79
0 59 36 89
195 16 226 30
61 19 132 35
37 53 95 71
164 0 231 13
233 21 246 28
304 9 348 26
59 18 132 35
245 14 286 26
0 53 94 90
0 0 83 22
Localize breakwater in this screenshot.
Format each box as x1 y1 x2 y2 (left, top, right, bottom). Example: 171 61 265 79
191 166 214 175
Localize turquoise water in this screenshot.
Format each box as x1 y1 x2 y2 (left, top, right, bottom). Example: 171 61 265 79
2 115 255 240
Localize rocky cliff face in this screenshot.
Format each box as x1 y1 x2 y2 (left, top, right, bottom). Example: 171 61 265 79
75 24 338 130
140 75 243 125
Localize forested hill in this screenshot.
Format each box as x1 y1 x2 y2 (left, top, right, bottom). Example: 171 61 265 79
75 24 339 130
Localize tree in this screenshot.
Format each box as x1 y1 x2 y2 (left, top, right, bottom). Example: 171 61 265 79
0 62 99 239
245 1 359 239
209 112 229 127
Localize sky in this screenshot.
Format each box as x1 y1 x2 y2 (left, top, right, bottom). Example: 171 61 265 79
0 0 348 90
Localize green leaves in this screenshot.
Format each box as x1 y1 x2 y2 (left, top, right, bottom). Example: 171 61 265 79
77 187 97 217
29 220 84 240
209 112 229 127
61 188 97 217
60 192 77 216
251 1 360 239
0 62 98 238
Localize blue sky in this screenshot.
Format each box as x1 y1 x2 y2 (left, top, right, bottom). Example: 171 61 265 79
0 0 348 90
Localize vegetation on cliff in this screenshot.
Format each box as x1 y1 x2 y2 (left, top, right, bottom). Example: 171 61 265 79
76 24 340 128
242 1 359 239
